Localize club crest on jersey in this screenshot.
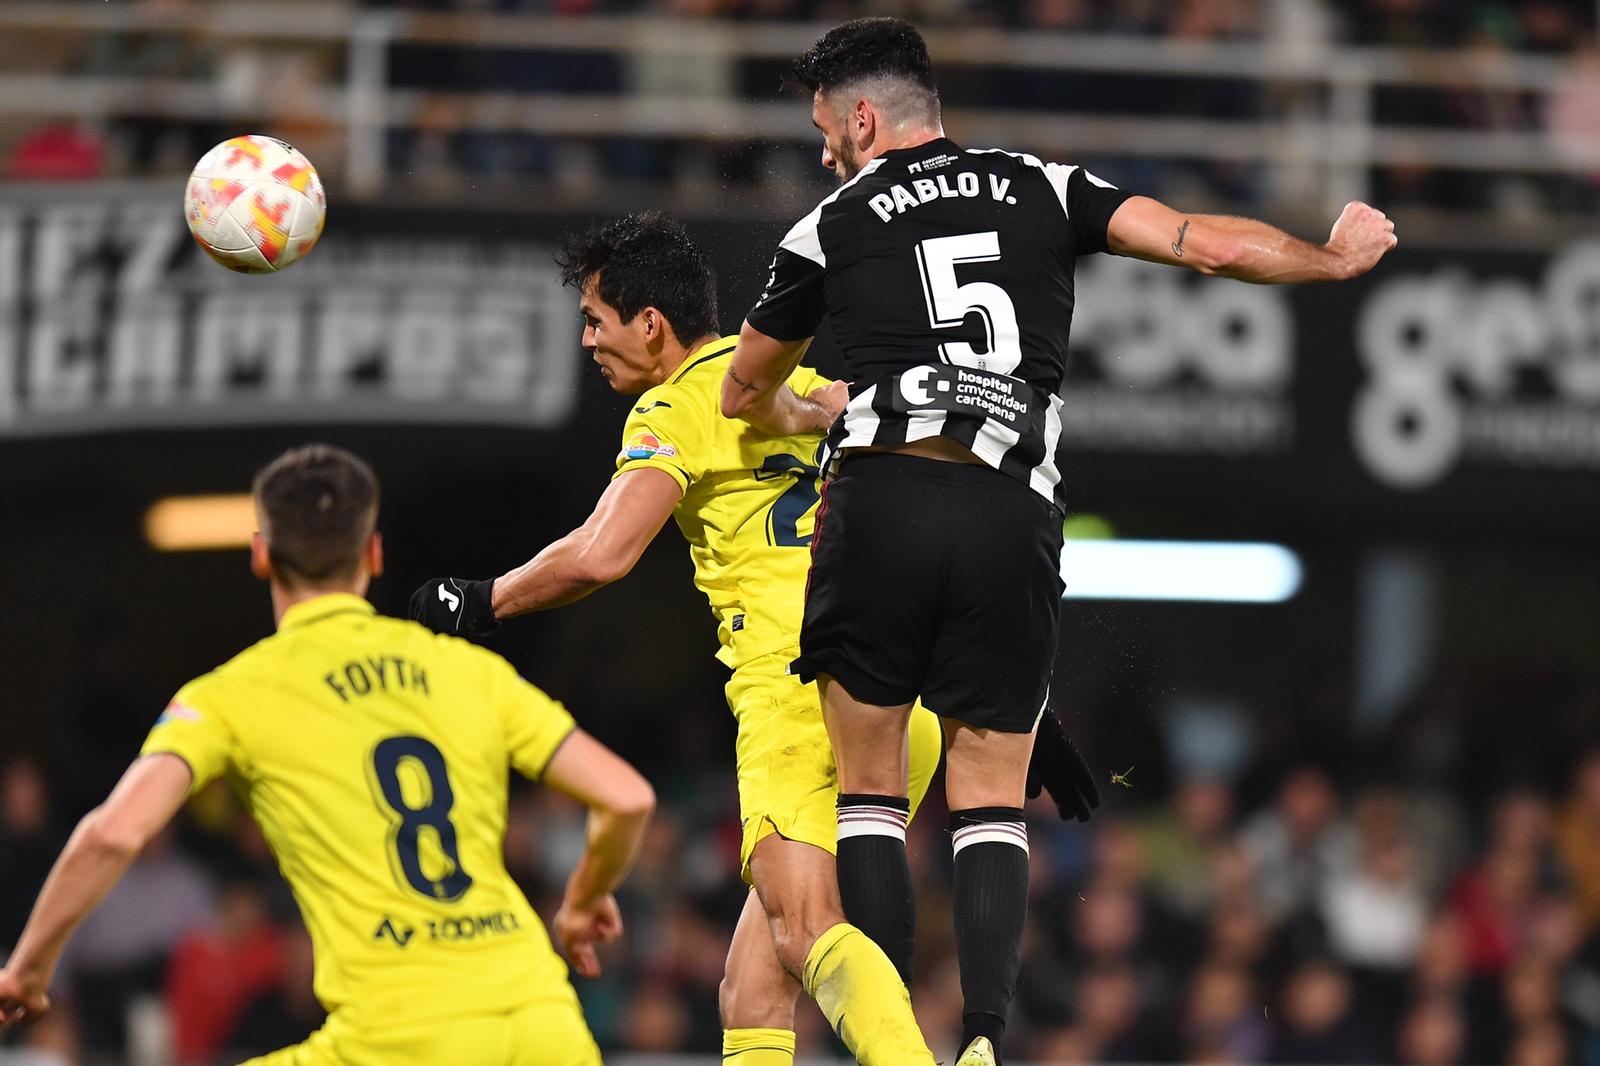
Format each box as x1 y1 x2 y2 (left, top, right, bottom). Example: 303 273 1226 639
156 701 201 725
622 432 677 461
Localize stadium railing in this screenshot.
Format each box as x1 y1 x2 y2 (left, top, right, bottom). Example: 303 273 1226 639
0 3 1595 232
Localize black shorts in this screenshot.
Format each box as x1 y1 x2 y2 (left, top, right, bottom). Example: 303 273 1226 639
792 453 1065 733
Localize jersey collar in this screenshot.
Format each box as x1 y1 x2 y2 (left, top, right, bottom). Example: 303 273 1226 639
668 334 739 385
279 592 376 631
880 137 961 164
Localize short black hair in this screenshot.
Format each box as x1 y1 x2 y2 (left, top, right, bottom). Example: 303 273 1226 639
556 212 718 345
252 444 379 588
788 17 937 97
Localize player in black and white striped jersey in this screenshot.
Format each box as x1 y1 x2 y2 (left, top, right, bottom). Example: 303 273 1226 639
722 18 1397 1066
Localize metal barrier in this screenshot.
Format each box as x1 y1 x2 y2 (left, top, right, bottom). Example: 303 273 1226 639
0 2 1596 223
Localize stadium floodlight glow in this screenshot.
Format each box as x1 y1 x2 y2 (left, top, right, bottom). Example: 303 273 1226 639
1060 540 1303 603
144 495 257 552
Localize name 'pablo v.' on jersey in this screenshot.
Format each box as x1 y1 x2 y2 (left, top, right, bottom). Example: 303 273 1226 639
745 137 1133 512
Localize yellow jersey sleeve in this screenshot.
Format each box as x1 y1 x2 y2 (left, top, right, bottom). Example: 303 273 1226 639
786 364 832 397
613 389 708 493
139 675 237 795
496 657 578 780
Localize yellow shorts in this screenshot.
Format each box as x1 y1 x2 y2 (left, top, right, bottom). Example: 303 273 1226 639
238 999 602 1066
729 650 943 881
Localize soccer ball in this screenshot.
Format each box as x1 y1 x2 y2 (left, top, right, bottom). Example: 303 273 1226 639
184 135 326 274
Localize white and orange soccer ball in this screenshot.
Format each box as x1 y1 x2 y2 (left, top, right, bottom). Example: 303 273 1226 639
184 135 326 274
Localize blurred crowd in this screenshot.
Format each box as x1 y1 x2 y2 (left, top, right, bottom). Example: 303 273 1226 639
2 0 1598 219
6 668 1600 1066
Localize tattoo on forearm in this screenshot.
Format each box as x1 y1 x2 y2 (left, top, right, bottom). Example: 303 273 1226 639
727 367 761 394
1172 220 1190 258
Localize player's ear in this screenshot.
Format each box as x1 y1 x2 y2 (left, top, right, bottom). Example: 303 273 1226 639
641 307 665 347
365 532 384 579
855 97 875 146
249 531 272 582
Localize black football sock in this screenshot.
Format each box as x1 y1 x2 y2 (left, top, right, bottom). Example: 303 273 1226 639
951 806 1029 1062
836 792 916 984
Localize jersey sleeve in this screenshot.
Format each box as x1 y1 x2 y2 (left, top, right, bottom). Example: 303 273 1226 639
745 213 827 341
139 676 237 795
613 388 706 493
1061 165 1134 255
784 363 832 398
498 658 578 780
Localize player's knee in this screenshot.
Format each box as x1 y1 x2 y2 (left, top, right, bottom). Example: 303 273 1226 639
760 893 842 979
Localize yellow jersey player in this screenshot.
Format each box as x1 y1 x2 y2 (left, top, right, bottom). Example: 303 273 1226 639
0 445 656 1066
410 213 942 1066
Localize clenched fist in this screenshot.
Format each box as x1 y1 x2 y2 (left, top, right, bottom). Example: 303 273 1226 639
1327 201 1398 279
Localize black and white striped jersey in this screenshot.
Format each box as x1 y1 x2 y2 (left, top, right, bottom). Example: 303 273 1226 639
745 137 1133 512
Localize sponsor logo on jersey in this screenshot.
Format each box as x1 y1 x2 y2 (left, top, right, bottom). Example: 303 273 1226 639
634 400 673 414
622 433 677 461
156 701 201 725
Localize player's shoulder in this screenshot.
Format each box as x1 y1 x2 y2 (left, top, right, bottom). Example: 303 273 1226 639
171 628 283 712
781 159 896 260
639 336 738 408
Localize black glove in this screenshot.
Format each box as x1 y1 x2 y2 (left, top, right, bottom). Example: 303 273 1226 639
409 577 498 637
1027 706 1100 822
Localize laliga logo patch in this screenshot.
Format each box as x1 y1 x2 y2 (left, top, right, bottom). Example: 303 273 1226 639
622 432 677 461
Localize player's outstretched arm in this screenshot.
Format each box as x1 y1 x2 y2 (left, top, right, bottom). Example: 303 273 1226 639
540 731 655 978
0 754 192 1028
722 325 841 435
1106 197 1397 284
494 467 680 617
411 468 681 635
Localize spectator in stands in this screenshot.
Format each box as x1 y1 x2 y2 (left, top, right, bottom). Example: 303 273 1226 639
1070 961 1158 1063
1183 962 1269 1063
5 123 106 182
1270 957 1371 1065
1240 765 1352 923
164 880 284 1065
54 827 216 1054
0 1004 77 1066
1398 994 1468 1066
1507 1018 1570 1066
1321 791 1428 1034
1558 749 1600 930
0 757 65 956
1140 776 1235 920
223 926 324 1060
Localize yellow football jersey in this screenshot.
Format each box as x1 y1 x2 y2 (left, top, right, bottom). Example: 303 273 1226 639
614 335 827 667
140 593 579 1028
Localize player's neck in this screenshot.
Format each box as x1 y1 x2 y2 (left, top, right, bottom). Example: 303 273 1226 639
270 578 370 628
655 333 723 383
867 126 945 163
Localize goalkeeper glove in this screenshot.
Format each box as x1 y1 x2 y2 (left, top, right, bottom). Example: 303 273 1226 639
1027 706 1100 822
409 577 498 636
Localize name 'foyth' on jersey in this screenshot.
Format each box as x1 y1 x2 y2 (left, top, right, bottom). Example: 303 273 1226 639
745 137 1133 513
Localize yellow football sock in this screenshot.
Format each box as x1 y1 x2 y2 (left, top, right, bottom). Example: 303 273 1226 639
722 1027 796 1065
803 923 935 1066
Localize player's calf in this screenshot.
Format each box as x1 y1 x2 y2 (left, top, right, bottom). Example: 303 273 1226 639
720 887 801 1031
950 806 1029 1061
837 792 916 982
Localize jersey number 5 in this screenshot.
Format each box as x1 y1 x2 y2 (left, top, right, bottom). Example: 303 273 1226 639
371 736 474 901
915 231 1023 375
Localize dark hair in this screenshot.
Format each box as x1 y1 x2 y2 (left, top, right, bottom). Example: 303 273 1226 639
788 17 937 97
556 212 718 344
252 444 379 588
